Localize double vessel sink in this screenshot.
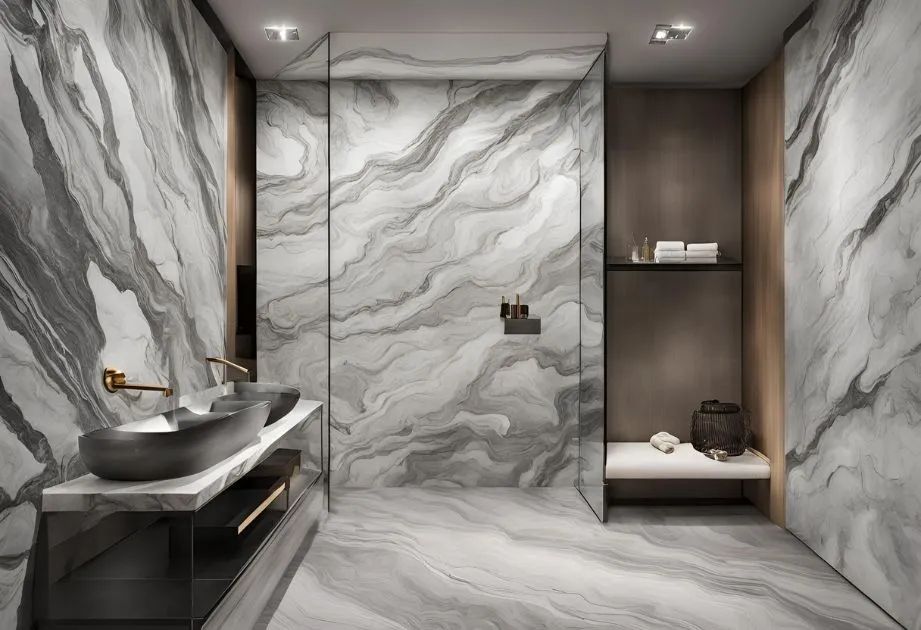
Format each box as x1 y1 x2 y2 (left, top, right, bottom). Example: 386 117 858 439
79 383 301 481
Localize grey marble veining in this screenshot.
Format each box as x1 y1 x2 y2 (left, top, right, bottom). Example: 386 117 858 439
0 1 226 627
785 0 921 627
261 488 898 629
274 34 329 81
256 80 330 463
329 79 582 487
327 33 606 80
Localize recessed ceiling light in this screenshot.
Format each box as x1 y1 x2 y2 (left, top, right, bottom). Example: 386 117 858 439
649 24 693 45
265 26 299 41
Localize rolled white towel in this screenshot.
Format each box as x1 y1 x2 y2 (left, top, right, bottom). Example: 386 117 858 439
650 435 675 454
653 431 680 445
687 243 718 252
685 250 719 258
655 241 685 251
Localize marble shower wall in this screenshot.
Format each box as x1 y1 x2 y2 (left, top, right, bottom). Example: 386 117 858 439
0 1 226 627
785 0 921 626
329 79 582 487
255 81 329 460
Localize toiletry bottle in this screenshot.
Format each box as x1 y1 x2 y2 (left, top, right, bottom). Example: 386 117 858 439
642 236 651 262
500 296 509 319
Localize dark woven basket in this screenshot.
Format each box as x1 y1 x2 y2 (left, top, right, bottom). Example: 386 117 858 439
690 400 751 456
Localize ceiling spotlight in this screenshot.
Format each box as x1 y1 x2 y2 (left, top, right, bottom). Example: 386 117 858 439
265 26 299 41
649 24 693 45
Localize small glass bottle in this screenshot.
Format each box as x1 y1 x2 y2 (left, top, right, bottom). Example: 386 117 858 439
641 236 651 262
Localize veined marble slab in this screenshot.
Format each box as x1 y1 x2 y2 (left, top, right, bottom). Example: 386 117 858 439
274 34 329 80
785 0 921 626
328 33 606 80
263 488 899 630
42 398 322 513
329 79 581 487
0 1 226 626
256 81 329 471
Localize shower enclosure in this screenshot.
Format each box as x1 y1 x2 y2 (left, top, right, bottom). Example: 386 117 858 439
576 51 607 521
256 34 607 519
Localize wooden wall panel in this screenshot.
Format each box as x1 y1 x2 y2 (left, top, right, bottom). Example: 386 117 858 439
225 49 257 373
606 271 741 443
741 54 785 526
607 89 742 261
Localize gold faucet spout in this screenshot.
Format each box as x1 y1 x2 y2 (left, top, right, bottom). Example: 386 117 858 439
206 357 251 381
103 368 173 397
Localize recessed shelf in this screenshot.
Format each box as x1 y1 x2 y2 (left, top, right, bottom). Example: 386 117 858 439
504 317 540 335
605 442 770 480
606 257 742 272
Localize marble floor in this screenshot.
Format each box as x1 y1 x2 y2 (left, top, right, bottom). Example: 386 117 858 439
258 488 899 630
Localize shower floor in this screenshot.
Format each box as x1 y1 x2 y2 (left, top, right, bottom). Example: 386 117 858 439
258 488 897 630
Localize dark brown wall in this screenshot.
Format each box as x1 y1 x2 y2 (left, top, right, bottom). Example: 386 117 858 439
606 88 742 463
235 74 256 268
741 55 785 526
607 89 742 260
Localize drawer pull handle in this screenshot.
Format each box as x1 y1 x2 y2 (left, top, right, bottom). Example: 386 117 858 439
238 482 286 534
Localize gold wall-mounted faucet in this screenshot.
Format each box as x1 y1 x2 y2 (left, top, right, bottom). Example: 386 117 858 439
206 357 251 382
102 367 173 397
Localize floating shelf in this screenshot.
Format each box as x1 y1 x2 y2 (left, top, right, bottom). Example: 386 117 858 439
605 442 770 480
606 257 742 272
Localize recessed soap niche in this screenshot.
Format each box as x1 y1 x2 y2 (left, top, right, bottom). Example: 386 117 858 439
500 295 540 334
504 317 541 335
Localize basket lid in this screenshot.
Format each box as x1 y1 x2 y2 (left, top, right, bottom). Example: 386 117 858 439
699 400 741 414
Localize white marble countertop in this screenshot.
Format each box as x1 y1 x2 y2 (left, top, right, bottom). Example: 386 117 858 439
42 395 322 513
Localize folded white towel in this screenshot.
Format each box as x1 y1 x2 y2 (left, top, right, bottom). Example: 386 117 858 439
655 253 686 262
685 250 719 258
655 241 685 251
687 243 718 252
653 431 680 445
650 435 675 454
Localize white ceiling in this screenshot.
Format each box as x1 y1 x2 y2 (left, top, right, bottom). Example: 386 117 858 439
208 0 812 86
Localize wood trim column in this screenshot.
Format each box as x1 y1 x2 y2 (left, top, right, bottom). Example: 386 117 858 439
741 53 785 526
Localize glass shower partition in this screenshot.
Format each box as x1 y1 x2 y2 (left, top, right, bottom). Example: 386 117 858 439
576 50 607 521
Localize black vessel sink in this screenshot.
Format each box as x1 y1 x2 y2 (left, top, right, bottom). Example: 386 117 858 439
79 401 270 481
212 382 300 426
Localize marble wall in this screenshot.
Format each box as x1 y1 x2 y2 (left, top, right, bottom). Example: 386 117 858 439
785 0 921 626
329 79 582 487
0 1 226 627
255 81 329 465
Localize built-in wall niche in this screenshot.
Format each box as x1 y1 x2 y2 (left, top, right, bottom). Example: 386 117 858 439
604 77 784 524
